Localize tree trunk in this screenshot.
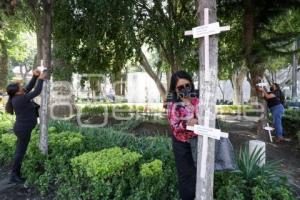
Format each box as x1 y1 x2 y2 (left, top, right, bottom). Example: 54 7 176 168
28 0 43 69
51 45 76 118
121 73 126 96
292 41 298 100
114 70 122 96
231 67 247 105
171 63 180 74
218 81 225 102
19 65 31 83
243 0 260 97
0 41 8 90
196 1 218 199
35 26 43 69
166 71 172 92
39 0 52 155
139 49 167 99
89 77 100 101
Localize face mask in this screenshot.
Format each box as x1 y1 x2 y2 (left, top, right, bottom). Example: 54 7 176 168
178 86 192 98
270 87 274 92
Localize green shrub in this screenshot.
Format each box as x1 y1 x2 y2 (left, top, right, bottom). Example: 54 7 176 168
217 105 259 116
80 104 164 117
129 159 167 200
72 147 141 180
282 109 300 137
22 129 85 195
251 175 296 200
51 120 179 199
0 111 14 135
214 172 246 200
0 134 17 165
60 147 142 200
214 146 296 200
140 159 163 177
0 120 294 200
237 146 279 183
297 131 300 146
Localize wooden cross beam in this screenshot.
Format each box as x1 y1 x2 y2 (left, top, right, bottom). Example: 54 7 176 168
187 125 228 179
263 123 274 142
185 8 230 81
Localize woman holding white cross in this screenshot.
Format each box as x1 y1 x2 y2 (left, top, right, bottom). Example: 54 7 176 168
5 70 46 183
166 71 199 200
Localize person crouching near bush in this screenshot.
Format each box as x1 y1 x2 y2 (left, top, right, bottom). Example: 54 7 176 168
166 71 199 200
5 69 45 183
257 85 285 142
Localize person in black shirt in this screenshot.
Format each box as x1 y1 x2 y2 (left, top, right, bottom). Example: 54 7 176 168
270 83 286 107
257 86 285 142
5 69 45 183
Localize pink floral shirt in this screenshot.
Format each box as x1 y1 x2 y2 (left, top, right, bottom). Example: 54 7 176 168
167 98 199 142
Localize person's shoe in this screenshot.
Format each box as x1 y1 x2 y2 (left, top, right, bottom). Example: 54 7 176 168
275 136 285 143
9 174 26 184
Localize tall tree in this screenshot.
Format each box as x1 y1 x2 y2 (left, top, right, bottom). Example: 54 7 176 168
0 2 25 90
218 0 300 97
218 6 245 105
37 0 52 155
52 0 198 99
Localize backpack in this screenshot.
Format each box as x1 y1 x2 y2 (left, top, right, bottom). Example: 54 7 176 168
275 90 287 108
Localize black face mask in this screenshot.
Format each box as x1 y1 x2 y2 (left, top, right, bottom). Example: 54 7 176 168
178 86 193 98
270 87 274 92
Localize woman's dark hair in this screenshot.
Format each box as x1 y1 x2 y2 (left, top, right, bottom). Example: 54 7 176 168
273 83 281 91
167 70 196 102
5 83 19 114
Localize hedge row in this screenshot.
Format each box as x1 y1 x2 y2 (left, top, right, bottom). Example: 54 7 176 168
80 104 263 117
0 121 179 199
282 109 300 137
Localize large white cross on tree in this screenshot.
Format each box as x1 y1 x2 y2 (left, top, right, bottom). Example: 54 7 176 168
184 1 230 200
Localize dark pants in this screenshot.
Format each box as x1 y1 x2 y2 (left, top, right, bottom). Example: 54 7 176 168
12 128 32 177
172 136 196 200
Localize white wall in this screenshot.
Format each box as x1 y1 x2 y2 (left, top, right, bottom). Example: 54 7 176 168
127 72 162 103
216 80 251 103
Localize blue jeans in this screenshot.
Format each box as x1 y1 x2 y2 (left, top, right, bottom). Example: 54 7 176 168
269 104 284 137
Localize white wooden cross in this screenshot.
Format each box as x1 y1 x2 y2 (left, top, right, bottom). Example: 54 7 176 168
263 123 274 142
185 8 230 81
256 80 268 88
184 7 230 200
187 125 229 178
37 60 47 72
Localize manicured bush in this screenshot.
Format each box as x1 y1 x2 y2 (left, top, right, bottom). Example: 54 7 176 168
61 147 142 200
140 159 163 177
217 105 260 116
51 121 179 200
80 104 164 116
129 159 167 200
